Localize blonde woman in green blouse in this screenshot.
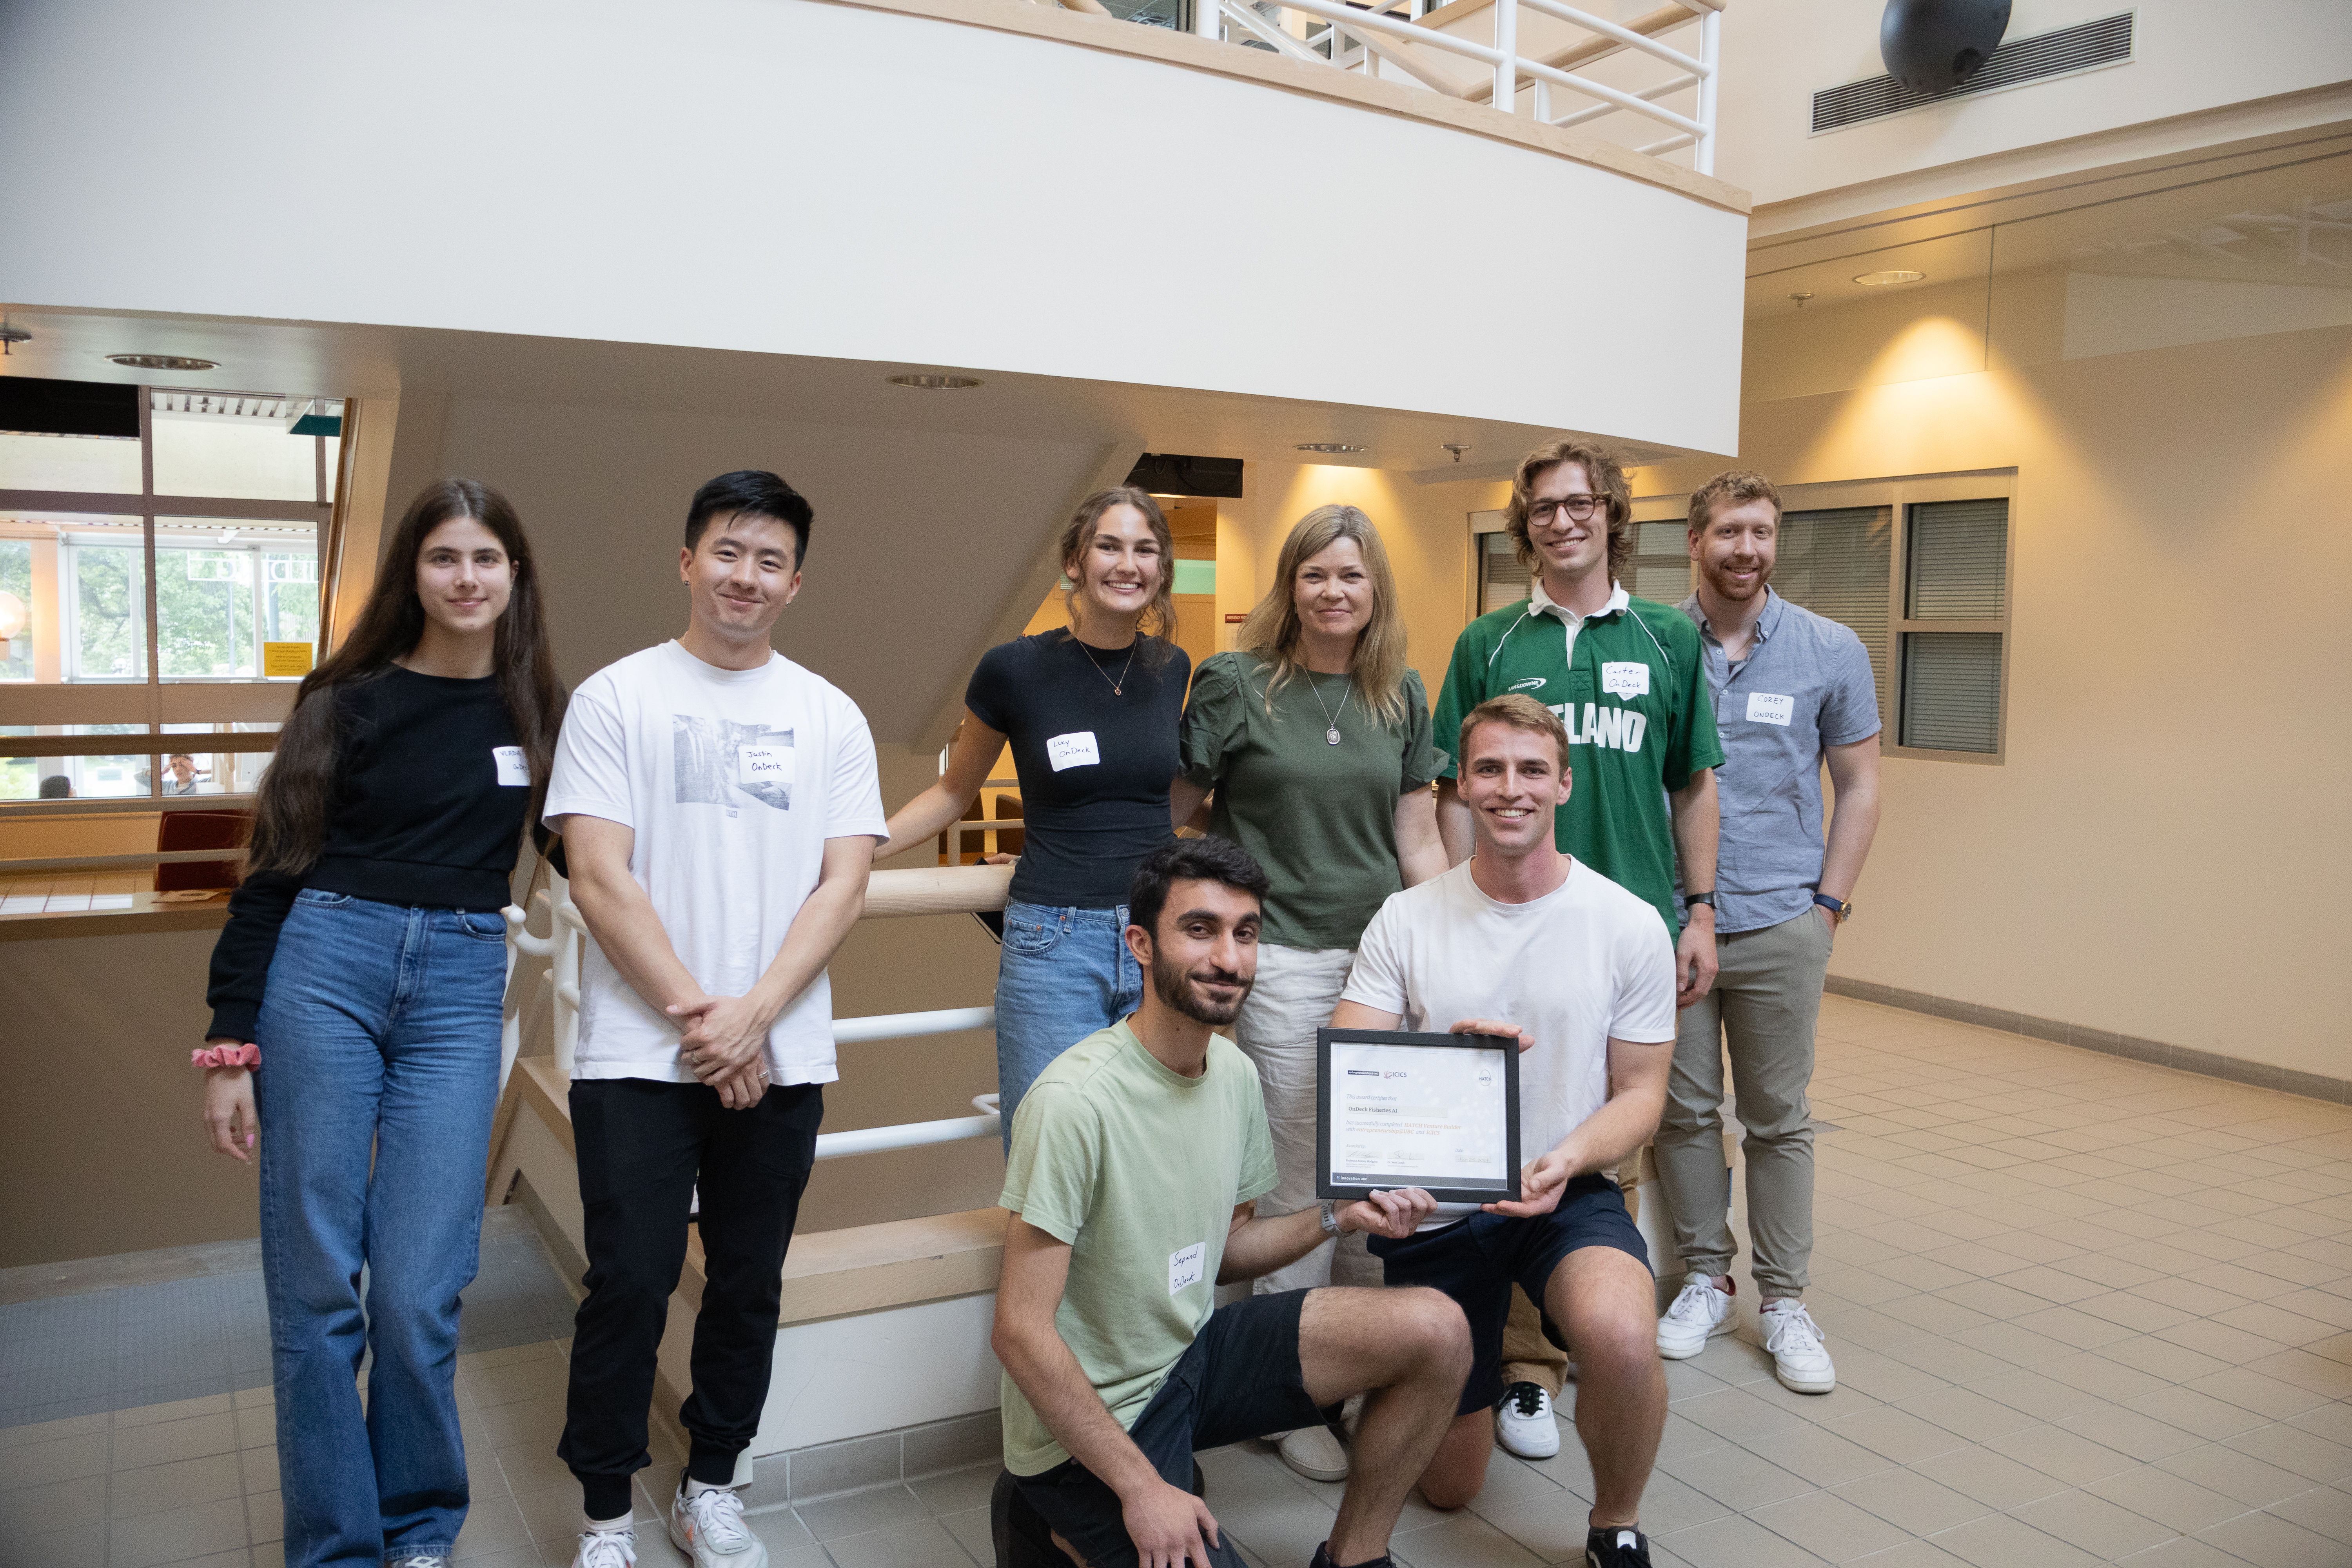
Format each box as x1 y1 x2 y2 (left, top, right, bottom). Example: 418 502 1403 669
1171 505 1448 1478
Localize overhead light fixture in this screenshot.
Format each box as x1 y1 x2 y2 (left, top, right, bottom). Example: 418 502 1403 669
108 353 218 371
1853 269 1926 287
1442 442 1473 463
0 316 29 356
1788 291 1815 309
1295 442 1365 454
885 373 982 390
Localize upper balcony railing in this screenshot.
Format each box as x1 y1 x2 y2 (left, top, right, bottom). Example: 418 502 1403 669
1110 0 1725 174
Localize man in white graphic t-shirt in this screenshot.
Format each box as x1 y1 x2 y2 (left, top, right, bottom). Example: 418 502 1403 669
543 470 889 1568
1332 694 1677 1568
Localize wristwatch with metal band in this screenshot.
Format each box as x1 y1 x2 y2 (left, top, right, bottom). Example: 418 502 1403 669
1685 890 1715 909
1813 893 1852 923
1319 1202 1340 1236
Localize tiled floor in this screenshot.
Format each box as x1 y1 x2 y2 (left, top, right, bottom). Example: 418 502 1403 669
7 996 2352 1568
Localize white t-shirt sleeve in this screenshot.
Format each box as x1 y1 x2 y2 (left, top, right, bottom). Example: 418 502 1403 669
1609 910 1679 1044
824 701 889 840
1338 895 1410 1017
543 676 634 831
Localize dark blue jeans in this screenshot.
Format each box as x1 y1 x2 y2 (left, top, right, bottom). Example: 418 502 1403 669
254 889 506 1566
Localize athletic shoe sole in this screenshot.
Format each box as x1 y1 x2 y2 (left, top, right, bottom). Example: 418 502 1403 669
1654 1315 1737 1360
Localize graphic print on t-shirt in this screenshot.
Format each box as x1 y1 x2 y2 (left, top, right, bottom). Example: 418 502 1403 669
671 715 795 812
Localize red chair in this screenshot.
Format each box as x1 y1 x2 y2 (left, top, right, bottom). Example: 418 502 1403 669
155 809 251 892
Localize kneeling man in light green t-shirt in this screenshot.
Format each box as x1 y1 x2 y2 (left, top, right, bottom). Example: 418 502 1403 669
992 837 1470 1568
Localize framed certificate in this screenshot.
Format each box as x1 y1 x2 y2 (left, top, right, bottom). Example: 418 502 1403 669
1315 1028 1520 1205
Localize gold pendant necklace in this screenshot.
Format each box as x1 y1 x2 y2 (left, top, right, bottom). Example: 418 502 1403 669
1078 634 1138 697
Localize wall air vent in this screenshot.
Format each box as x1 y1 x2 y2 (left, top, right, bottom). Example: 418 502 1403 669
1812 11 2134 134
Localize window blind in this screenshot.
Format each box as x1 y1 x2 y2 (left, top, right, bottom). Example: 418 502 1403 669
1631 521 1693 604
1773 506 1891 695
1479 532 1530 614
1901 632 2002 752
1907 499 2007 619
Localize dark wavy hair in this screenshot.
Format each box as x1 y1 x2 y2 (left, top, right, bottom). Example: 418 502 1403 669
1129 836 1269 942
247 479 565 876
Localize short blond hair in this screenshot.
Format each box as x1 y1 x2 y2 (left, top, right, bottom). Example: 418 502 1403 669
1459 693 1571 775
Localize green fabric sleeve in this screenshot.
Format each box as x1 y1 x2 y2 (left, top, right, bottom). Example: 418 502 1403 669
997 1083 1102 1245
1236 1065 1280 1208
1656 610 1724 792
1176 653 1250 790
1430 627 1485 782
1398 668 1448 791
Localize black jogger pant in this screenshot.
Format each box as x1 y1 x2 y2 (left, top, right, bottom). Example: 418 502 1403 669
557 1077 823 1518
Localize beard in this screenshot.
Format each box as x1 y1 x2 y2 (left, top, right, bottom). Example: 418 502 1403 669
1701 556 1769 602
1151 949 1253 1027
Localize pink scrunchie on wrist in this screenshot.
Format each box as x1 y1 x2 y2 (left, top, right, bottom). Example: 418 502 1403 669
192 1043 261 1070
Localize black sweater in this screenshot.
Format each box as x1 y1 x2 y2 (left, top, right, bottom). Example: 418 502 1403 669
206 666 535 1043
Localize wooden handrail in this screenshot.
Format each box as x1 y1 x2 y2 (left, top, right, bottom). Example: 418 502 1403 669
863 860 1014 918
1460 0 1704 105
2 731 280 759
0 848 248 875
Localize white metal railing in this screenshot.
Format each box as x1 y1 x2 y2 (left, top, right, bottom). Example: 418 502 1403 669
501 870 1006 1158
1194 0 1723 174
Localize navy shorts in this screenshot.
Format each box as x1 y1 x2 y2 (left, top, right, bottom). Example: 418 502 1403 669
1368 1175 1649 1415
1014 1290 1327 1568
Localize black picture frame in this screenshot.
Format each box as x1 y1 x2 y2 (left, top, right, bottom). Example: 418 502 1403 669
1314 1027 1521 1205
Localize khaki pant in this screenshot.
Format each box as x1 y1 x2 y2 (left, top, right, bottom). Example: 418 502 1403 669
1501 1285 1568 1397
1654 909 1831 1299
1232 943 1383 1294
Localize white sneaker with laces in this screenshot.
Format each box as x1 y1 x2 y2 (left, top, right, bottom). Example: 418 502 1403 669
1493 1381 1560 1460
1760 1299 1835 1393
571 1524 637 1568
1654 1272 1735 1359
669 1483 769 1568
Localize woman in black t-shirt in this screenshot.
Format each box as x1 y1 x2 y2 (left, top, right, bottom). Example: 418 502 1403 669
878 486 1189 1142
196 479 563 1568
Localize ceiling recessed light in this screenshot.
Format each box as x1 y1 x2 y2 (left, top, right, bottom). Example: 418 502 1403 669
885 373 982 390
1852 270 1926 287
108 353 218 371
1295 442 1365 454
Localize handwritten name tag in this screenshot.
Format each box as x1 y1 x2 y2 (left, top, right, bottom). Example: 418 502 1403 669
1168 1241 1206 1296
492 746 530 786
1600 661 1650 700
1047 731 1101 772
1746 692 1795 727
738 745 794 786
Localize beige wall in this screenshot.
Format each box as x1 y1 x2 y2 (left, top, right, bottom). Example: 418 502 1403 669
1633 321 2352 1081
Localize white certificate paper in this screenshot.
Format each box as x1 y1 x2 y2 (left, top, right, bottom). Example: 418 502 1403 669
1325 1039 1512 1192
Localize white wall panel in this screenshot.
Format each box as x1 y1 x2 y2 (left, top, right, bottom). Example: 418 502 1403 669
0 0 1746 455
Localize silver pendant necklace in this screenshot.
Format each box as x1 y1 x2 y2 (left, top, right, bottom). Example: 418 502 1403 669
1305 670 1349 744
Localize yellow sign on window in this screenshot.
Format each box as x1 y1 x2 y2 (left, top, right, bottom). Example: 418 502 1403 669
263 641 315 678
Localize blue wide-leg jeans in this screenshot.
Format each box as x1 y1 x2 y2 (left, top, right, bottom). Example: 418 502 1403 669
254 889 507 1566
992 901 1142 1148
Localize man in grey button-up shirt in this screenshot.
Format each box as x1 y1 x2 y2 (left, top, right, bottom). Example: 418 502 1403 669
1651 470 1882 1397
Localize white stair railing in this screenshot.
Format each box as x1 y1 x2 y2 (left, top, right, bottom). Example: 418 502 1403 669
1201 0 1724 174
502 865 1013 1155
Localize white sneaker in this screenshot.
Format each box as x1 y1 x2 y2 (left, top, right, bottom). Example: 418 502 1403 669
1760 1299 1835 1393
1493 1381 1560 1460
668 1483 768 1567
1278 1423 1349 1482
1655 1273 1735 1359
572 1524 637 1568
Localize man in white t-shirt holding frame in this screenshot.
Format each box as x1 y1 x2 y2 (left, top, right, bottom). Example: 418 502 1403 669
544 470 889 1568
1330 695 1677 1568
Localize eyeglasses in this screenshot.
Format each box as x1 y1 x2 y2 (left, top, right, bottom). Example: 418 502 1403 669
1528 494 1603 524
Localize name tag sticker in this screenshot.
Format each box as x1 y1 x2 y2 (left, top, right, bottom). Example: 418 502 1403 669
738 745 794 786
1168 1241 1206 1296
492 746 530 787
1746 693 1795 727
1047 731 1101 772
1600 662 1650 700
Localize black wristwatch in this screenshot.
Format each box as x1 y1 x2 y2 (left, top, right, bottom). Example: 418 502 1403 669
1685 891 1715 909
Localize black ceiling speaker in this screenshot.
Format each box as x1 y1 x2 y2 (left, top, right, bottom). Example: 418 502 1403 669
1880 0 2011 95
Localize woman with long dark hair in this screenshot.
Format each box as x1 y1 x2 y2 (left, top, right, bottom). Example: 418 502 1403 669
196 478 564 1568
875 485 1189 1140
